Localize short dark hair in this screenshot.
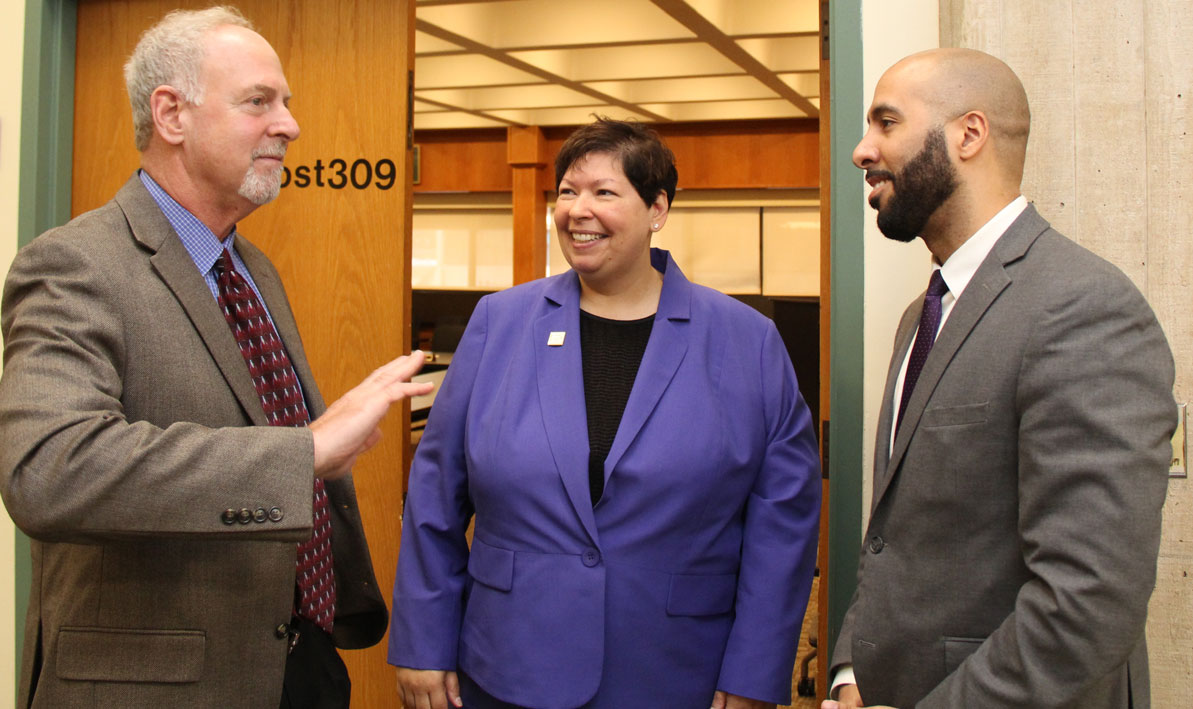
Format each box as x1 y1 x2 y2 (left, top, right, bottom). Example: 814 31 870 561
554 117 679 207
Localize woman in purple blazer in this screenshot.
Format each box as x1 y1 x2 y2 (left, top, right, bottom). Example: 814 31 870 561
390 118 820 709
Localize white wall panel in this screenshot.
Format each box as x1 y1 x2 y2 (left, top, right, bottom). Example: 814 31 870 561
412 209 514 290
762 206 820 297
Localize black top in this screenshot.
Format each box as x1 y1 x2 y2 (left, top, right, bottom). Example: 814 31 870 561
580 310 654 506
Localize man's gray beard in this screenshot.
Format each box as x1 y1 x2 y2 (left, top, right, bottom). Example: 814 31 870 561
239 166 282 206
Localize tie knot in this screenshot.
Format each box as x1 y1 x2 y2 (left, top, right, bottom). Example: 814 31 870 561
927 269 948 297
215 249 234 279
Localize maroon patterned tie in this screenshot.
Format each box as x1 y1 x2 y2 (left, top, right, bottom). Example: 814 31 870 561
896 269 949 436
215 249 335 634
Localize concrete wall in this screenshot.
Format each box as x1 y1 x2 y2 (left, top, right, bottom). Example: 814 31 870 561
941 0 1192 704
1 0 25 702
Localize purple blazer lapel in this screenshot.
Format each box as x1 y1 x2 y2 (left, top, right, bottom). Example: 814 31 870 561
603 250 691 482
534 272 600 543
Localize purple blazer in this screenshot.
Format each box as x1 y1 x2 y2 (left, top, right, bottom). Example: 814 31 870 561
389 249 820 708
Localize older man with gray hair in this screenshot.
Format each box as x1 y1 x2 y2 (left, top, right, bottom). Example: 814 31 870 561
0 6 429 707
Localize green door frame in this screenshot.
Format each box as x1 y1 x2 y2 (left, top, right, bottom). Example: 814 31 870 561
14 0 75 695
20 0 75 246
826 0 866 664
11 0 867 691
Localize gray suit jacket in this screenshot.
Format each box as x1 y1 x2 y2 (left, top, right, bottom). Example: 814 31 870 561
0 176 387 707
831 206 1175 708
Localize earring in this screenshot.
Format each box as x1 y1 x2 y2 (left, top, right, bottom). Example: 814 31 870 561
652 224 659 230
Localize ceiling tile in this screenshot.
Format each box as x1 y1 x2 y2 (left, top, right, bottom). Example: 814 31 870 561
586 75 778 104
414 99 449 113
685 0 819 36
737 36 820 73
779 72 819 98
417 84 600 110
415 29 465 54
508 42 742 82
639 98 808 121
416 54 547 88
486 105 654 126
413 111 511 130
418 0 694 48
412 0 823 130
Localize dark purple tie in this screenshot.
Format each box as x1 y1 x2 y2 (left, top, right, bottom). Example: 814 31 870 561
215 249 335 634
896 269 949 436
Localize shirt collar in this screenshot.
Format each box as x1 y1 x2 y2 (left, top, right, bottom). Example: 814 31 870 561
139 169 237 275
938 195 1028 300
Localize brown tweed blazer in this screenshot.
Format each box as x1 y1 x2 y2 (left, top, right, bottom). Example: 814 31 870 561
0 175 387 707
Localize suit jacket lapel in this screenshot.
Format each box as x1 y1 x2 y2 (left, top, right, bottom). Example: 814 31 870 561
115 175 270 426
603 250 689 481
872 308 917 504
877 206 1048 506
878 265 1010 502
534 273 600 543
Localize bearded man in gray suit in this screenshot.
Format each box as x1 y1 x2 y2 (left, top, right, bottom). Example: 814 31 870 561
823 49 1175 708
0 7 430 708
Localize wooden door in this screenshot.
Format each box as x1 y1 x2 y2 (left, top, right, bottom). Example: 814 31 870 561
73 1 415 704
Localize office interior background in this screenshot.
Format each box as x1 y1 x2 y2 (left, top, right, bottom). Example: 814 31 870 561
2 0 1189 706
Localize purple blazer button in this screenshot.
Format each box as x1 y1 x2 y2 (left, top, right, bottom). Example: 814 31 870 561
581 548 601 567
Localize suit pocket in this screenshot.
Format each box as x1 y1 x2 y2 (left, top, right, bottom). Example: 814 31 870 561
921 401 989 428
468 537 514 592
56 627 205 683
943 636 984 674
666 572 737 616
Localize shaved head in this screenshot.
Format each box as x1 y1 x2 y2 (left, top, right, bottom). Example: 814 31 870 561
886 48 1031 180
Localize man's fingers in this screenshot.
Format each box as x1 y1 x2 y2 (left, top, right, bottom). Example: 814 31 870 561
393 380 435 398
363 353 434 401
371 350 427 384
311 351 437 479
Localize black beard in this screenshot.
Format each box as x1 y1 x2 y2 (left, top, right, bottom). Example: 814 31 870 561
872 127 958 243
